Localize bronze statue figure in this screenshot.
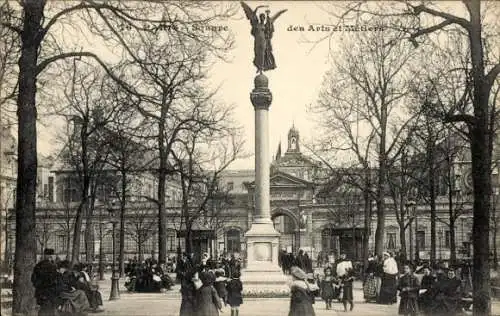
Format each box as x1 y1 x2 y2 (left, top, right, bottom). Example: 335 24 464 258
241 2 287 73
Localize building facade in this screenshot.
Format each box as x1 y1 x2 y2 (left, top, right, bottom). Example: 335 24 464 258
5 125 500 266
1 123 16 269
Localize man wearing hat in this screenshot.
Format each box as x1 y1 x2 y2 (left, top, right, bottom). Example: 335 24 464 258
31 248 60 316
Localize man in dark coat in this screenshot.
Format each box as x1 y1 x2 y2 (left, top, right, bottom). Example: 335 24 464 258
31 248 60 316
296 250 306 270
304 252 313 273
279 249 286 272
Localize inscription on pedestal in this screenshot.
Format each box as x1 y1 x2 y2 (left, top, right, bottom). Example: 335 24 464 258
254 242 272 261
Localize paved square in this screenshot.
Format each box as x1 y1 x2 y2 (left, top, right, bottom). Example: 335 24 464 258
3 277 500 316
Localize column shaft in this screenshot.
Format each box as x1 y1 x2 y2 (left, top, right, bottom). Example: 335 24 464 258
254 108 271 223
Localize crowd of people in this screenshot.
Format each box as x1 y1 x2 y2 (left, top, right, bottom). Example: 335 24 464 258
175 252 244 316
30 246 477 316
124 258 174 292
31 248 104 316
279 249 314 274
361 251 473 315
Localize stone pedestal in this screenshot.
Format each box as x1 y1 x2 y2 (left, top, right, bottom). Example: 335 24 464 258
241 74 289 295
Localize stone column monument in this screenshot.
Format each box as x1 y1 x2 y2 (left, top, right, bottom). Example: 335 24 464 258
245 74 280 268
241 73 289 295
240 2 289 295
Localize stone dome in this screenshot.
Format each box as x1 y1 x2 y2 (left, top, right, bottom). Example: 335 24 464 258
254 74 269 89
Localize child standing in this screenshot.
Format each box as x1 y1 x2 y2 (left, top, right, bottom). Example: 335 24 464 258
214 269 228 306
341 268 354 312
226 270 243 316
320 267 336 310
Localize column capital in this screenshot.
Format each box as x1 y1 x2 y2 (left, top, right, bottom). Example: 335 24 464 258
251 74 272 110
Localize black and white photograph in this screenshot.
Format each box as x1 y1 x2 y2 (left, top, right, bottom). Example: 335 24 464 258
1 1 499 315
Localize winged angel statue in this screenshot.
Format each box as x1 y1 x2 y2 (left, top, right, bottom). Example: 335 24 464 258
241 2 287 73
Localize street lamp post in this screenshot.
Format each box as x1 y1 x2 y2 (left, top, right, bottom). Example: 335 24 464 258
108 207 120 300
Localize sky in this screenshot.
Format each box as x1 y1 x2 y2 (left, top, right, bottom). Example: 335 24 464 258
36 1 342 169
32 1 478 171
199 1 378 169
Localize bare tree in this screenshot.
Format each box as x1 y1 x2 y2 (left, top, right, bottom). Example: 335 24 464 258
204 184 236 259
305 141 376 271
56 62 125 265
386 140 415 262
3 1 236 311
56 194 75 260
104 109 152 276
325 185 364 260
124 206 156 263
323 2 500 312
172 127 244 255
311 21 417 256
440 132 469 264
0 1 18 120
34 202 52 260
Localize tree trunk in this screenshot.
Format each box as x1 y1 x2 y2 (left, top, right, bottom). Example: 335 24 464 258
12 1 46 313
375 105 388 256
427 130 437 266
66 228 71 259
493 216 498 270
119 169 126 277
362 190 371 273
158 119 167 263
185 227 193 256
450 219 457 265
84 215 94 264
72 199 88 265
98 222 104 280
138 235 143 262
469 2 492 314
399 219 407 262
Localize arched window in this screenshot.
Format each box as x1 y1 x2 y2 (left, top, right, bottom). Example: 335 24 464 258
226 229 241 254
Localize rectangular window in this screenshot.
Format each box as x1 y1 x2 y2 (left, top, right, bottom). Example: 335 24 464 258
387 232 396 250
167 231 176 252
48 177 54 202
417 231 426 249
56 234 66 253
445 230 451 248
43 184 48 199
227 182 234 191
71 189 79 202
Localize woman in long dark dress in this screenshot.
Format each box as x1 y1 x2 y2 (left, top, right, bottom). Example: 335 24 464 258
289 266 315 316
418 267 435 315
397 264 420 316
179 269 198 316
378 252 399 304
197 271 223 316
341 268 354 312
73 264 104 312
431 268 462 316
363 255 378 302
56 260 91 316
